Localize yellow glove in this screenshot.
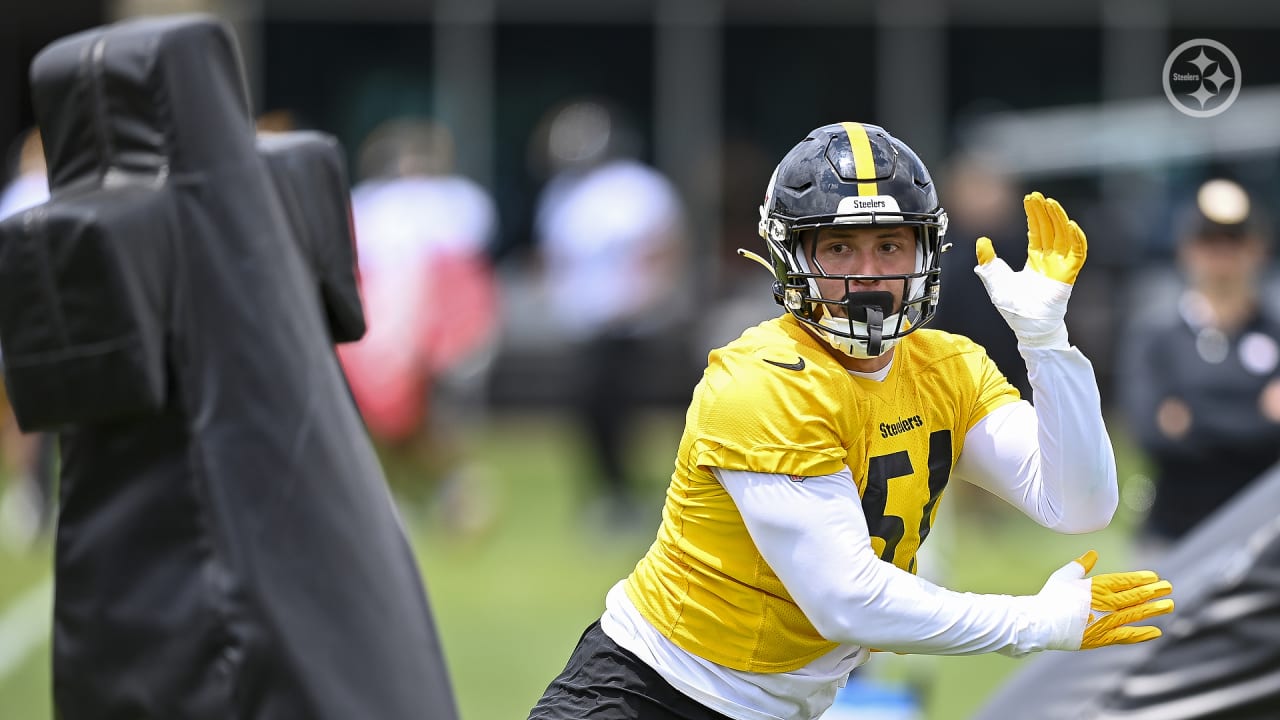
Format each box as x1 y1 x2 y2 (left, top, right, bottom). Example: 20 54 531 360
1075 549 1174 649
973 192 1088 349
1034 549 1174 651
977 191 1088 284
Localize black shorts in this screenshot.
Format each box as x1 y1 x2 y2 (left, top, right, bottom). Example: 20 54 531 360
528 620 736 720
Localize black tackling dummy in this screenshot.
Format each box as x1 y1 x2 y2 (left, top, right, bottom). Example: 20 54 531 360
0 14 458 719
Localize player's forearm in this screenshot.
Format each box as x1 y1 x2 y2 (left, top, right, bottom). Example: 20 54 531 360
970 192 1115 531
1021 345 1118 533
801 556 1056 657
715 468 1071 658
955 350 1117 532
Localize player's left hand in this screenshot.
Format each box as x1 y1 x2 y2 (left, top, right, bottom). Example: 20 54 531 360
973 192 1087 349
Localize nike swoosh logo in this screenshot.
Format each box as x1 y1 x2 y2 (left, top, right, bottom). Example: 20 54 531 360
763 357 806 371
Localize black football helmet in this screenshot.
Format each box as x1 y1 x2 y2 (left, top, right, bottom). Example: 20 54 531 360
757 122 948 358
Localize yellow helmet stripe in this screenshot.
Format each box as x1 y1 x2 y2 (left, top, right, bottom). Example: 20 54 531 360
841 121 879 197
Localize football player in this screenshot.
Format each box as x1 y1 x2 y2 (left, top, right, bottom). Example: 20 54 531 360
529 122 1173 720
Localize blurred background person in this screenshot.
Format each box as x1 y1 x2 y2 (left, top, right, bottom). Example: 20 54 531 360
337 117 501 537
530 98 690 529
694 135 784 359
0 127 57 549
255 107 298 133
1118 178 1280 561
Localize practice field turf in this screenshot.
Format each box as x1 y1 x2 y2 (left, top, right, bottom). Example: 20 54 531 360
0 411 1144 720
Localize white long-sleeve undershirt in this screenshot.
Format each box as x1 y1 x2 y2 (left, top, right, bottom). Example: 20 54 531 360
953 345 1117 534
601 344 1115 720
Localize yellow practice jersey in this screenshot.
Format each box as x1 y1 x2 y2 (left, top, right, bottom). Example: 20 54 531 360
624 313 1019 673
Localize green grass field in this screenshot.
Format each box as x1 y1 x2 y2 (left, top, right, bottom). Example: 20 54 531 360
0 411 1147 719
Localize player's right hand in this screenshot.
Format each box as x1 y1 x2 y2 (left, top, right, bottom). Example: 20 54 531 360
1035 550 1174 651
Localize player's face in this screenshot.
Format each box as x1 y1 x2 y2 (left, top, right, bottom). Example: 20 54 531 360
807 225 917 315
